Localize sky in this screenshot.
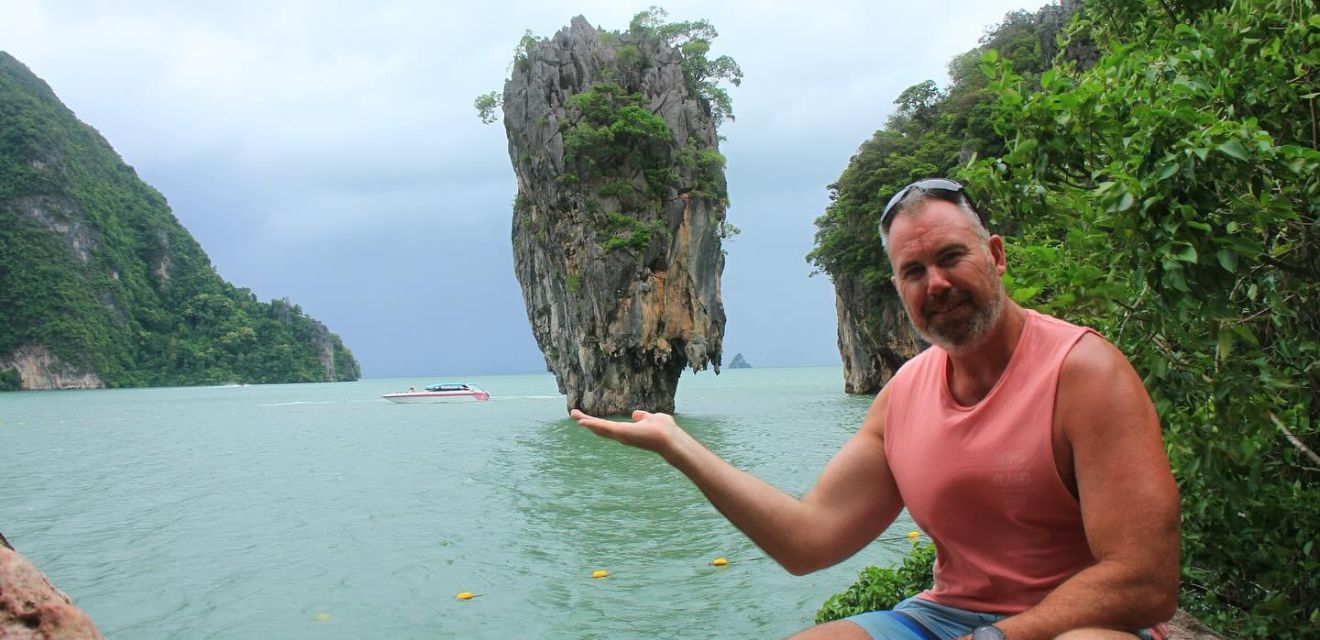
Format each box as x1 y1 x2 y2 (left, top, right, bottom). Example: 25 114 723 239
1 0 1041 379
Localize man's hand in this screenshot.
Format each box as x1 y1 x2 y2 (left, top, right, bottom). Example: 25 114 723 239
569 409 681 454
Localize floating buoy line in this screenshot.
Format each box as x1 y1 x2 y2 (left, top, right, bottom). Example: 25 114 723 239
875 530 925 544
448 549 784 603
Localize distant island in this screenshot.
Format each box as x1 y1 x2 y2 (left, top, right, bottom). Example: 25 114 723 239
729 353 751 369
0 52 359 391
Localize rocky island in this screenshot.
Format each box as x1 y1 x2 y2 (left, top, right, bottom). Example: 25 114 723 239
489 11 740 413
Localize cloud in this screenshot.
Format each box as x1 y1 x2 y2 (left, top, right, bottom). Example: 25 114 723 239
1 0 1042 377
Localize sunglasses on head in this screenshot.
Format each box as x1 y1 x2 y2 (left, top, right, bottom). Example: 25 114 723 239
879 178 987 233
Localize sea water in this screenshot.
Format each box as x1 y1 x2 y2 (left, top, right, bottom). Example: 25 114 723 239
0 367 919 639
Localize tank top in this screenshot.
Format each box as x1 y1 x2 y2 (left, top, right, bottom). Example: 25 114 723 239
884 310 1098 613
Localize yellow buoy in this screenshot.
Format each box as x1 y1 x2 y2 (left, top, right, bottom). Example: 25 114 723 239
314 612 332 622
592 570 609 579
908 531 921 540
456 592 474 600
711 557 728 566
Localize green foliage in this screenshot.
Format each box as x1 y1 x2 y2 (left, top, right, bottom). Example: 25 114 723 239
559 81 680 214
717 220 740 241
628 6 743 126
0 53 360 389
600 212 666 252
0 368 20 391
676 140 728 199
817 0 1317 636
474 91 502 125
473 29 541 124
963 2 1319 635
514 29 539 69
816 543 936 623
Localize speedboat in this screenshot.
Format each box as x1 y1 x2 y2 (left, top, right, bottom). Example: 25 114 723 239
382 382 490 404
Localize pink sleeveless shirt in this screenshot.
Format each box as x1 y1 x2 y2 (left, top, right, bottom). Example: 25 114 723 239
884 310 1098 613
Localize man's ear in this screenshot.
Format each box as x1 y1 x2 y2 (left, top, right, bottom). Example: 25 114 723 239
989 235 1007 275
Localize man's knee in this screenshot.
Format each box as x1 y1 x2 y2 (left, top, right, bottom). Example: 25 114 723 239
1054 630 1141 640
786 619 873 640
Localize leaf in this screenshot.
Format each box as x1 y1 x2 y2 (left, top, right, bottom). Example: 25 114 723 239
1217 249 1238 272
1010 285 1043 303
1231 324 1259 347
1115 191 1135 212
1175 244 1198 263
1217 140 1249 160
1216 327 1233 362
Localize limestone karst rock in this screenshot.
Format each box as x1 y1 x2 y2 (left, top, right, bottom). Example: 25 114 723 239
501 16 731 413
833 273 923 394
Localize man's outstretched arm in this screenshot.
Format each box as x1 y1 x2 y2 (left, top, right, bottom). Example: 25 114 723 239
987 334 1181 640
570 386 904 575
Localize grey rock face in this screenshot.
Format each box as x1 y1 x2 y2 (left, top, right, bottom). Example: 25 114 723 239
728 353 751 369
502 16 727 414
832 272 922 395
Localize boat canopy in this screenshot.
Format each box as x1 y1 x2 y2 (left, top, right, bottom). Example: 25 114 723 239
425 383 472 392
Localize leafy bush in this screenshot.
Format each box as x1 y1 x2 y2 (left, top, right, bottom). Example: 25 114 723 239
816 543 936 623
0 368 20 391
601 212 666 252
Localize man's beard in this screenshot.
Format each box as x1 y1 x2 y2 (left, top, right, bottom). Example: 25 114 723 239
913 277 1005 353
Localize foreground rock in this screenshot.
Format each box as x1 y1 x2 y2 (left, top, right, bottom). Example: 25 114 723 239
0 546 103 639
1164 609 1227 639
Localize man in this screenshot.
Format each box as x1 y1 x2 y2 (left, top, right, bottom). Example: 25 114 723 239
571 179 1180 640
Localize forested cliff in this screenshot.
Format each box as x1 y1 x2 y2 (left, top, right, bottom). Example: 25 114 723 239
809 0 1091 393
810 0 1317 636
0 52 360 390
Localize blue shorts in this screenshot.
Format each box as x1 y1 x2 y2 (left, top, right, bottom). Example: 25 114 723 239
846 596 1156 639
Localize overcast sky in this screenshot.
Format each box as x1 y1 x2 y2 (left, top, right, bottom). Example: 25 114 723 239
2 0 1040 379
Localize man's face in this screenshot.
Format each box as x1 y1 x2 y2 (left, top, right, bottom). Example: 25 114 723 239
886 200 1007 352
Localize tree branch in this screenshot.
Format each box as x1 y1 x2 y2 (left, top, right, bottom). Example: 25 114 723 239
1261 254 1320 280
1270 412 1320 467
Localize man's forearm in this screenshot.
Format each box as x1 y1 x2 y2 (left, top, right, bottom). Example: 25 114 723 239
991 560 1178 639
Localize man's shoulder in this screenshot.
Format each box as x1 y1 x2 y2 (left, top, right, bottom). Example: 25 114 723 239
1028 308 1094 335
1061 331 1127 376
1058 330 1147 413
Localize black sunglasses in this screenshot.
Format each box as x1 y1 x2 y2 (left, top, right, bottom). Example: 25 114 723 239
879 178 987 233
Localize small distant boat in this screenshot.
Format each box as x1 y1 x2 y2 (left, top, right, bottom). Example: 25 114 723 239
382 382 490 404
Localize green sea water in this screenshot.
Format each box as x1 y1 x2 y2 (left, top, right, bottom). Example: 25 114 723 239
0 367 919 639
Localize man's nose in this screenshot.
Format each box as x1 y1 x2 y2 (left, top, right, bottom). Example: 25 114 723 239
926 267 953 296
